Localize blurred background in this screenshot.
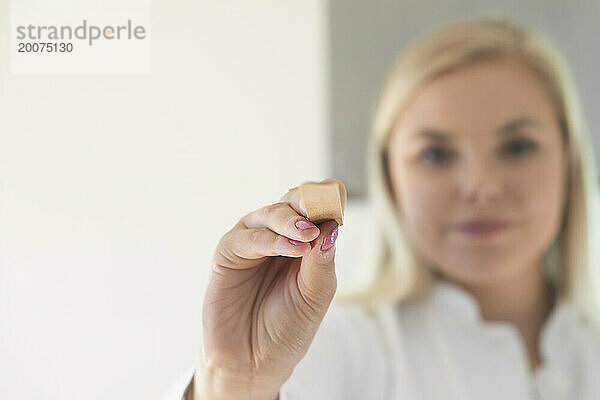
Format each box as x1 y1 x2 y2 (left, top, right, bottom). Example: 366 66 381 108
0 1 598 399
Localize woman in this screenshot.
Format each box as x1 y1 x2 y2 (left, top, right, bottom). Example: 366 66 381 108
164 16 600 400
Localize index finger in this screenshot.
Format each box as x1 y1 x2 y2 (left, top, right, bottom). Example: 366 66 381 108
279 185 308 218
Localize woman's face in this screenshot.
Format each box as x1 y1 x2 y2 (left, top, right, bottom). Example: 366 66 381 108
387 58 568 288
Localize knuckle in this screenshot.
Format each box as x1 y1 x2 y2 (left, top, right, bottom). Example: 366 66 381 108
239 212 254 228
272 202 291 218
272 233 285 247
272 201 287 210
216 231 231 250
240 210 252 221
212 239 238 271
261 204 273 218
249 229 263 245
262 202 283 218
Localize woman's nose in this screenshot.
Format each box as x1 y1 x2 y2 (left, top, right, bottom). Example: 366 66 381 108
460 160 503 204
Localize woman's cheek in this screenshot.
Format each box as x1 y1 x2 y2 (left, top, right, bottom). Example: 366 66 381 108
401 174 448 243
511 164 564 241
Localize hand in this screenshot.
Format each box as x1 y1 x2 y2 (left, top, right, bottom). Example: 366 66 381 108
195 178 346 400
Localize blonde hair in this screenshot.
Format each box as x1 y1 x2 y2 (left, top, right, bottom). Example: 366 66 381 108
335 16 600 329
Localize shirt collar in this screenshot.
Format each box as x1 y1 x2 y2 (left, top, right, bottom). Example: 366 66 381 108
427 275 578 365
539 299 577 366
428 277 481 324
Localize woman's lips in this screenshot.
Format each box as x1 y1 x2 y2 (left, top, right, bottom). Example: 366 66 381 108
454 220 510 235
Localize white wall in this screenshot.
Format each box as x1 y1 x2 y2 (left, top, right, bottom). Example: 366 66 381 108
0 1 332 398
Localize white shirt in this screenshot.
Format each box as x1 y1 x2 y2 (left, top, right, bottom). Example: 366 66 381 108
163 278 600 399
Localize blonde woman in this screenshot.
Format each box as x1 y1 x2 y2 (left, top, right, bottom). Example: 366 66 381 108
164 16 600 400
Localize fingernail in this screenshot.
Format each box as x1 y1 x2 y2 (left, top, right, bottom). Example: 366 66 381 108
295 219 317 231
320 225 339 252
288 239 304 246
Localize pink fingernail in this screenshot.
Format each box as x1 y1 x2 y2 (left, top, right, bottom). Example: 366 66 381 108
320 225 339 252
295 219 317 231
288 239 305 246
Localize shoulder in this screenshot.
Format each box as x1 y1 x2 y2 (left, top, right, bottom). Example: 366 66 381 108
567 307 600 393
557 303 600 351
279 301 390 399
571 309 600 356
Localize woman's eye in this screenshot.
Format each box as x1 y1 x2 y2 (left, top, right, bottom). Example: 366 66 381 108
503 139 538 156
417 139 537 165
419 147 453 164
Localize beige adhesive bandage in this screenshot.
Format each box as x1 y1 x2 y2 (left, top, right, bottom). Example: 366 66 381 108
298 182 344 226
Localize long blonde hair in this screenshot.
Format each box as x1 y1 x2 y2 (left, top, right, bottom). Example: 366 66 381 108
335 16 600 329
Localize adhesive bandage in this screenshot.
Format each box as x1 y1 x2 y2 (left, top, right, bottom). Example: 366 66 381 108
298 182 344 226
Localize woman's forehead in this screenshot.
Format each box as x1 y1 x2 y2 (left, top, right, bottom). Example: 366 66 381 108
392 60 557 140
406 117 543 143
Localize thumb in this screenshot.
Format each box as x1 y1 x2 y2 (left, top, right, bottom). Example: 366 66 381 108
297 220 340 311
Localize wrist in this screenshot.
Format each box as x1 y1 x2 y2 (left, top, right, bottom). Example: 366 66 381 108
193 364 280 400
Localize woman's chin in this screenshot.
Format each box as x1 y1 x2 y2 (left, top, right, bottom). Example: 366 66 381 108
436 259 523 287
